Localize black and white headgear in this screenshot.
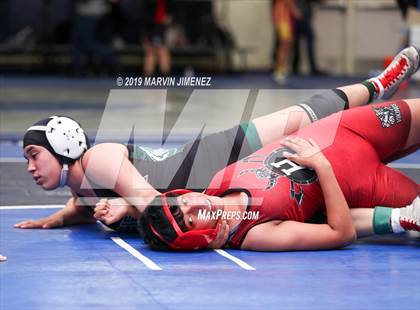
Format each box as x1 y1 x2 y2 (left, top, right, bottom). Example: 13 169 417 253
23 116 90 187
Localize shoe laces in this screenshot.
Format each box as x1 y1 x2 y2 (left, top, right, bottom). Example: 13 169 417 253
400 217 420 231
379 56 408 88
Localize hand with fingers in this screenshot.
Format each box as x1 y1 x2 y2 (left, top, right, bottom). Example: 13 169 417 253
208 220 230 249
281 136 330 169
14 216 64 229
94 198 132 225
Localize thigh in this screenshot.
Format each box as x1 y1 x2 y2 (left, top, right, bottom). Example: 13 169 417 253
374 164 419 207
340 100 412 163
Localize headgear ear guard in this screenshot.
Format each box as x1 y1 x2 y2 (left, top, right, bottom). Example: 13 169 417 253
149 189 219 251
24 116 89 187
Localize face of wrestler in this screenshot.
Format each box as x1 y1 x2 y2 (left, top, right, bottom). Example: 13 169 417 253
177 192 224 230
24 145 61 190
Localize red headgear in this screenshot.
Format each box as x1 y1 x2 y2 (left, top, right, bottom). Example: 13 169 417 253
149 189 219 251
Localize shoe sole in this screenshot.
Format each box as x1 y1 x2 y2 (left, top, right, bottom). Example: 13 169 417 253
411 46 420 73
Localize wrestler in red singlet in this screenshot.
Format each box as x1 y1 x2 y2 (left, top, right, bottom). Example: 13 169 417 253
205 101 419 248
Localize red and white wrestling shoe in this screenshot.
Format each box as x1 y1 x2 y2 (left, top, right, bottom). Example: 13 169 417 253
369 46 420 100
391 197 420 233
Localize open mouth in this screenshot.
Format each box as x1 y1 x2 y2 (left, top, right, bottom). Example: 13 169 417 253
34 176 41 184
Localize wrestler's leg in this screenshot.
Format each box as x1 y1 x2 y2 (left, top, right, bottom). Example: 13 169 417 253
182 48 419 179
364 46 419 101
351 209 375 237
352 197 420 238
403 98 420 150
337 99 417 163
336 84 369 108
384 98 420 162
331 47 419 108
252 88 354 146
253 47 420 147
374 164 419 209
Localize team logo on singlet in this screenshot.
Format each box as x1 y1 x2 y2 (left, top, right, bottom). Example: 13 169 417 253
238 148 318 206
373 104 402 128
138 146 180 161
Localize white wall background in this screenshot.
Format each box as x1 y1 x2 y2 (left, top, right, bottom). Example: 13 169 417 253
214 0 406 74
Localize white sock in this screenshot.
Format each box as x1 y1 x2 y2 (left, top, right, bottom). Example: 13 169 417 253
368 77 384 99
390 208 404 233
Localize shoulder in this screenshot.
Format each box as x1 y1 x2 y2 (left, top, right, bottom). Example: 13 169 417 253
86 143 129 155
82 143 128 167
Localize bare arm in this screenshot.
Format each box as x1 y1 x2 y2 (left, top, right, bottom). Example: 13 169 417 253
314 165 355 241
82 143 161 213
94 198 141 225
242 137 355 251
14 196 95 229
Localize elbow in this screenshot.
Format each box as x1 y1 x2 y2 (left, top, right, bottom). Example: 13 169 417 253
341 228 357 247
333 227 356 248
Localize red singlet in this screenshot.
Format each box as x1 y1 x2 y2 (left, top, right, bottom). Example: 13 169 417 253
205 101 419 248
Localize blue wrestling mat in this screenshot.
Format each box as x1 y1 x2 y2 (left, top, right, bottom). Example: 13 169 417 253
1 207 419 310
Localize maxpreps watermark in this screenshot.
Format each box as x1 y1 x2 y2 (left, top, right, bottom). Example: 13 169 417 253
116 76 212 87
198 209 260 221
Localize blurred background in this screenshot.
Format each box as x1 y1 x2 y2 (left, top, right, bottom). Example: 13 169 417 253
0 0 419 75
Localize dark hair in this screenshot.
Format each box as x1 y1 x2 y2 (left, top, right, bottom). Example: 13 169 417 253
138 194 187 251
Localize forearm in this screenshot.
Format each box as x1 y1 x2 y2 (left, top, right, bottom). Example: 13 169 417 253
113 156 161 213
127 204 141 219
315 162 355 239
83 143 161 214
60 198 95 226
126 190 160 213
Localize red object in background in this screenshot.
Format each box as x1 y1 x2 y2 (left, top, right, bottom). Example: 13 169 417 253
155 0 167 24
384 56 409 90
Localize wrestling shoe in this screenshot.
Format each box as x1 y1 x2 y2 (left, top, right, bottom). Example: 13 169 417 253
369 46 420 100
392 197 420 233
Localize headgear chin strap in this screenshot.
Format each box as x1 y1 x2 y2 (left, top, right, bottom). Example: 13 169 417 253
149 189 219 251
59 164 69 188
